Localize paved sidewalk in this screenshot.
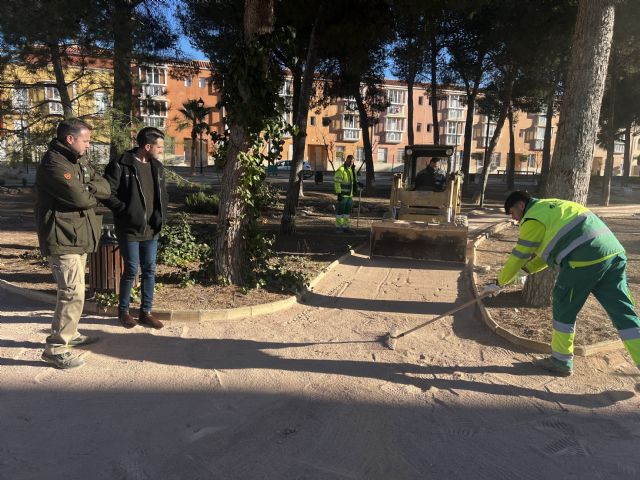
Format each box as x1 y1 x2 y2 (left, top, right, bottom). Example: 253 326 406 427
1 212 639 479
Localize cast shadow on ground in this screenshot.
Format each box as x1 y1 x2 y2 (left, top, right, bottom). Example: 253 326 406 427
75 329 633 409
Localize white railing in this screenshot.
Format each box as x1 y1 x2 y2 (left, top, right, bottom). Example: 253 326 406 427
142 85 166 98
343 129 360 141
386 132 402 143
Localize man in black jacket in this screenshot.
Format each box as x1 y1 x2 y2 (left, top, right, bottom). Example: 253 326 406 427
36 118 111 369
103 127 168 329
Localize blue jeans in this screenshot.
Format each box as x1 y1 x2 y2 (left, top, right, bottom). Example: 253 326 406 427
118 235 158 313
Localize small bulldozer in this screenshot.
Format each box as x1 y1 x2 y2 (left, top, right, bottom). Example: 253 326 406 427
369 144 468 263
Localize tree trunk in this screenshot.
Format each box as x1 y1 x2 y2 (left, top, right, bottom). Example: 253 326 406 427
538 93 555 195
601 70 616 206
622 123 631 183
430 32 440 145
523 0 615 307
48 42 74 119
281 12 320 234
407 76 415 146
507 104 516 191
461 87 478 193
355 88 375 189
480 74 513 207
543 0 615 205
190 130 197 176
110 0 135 161
479 104 509 207
215 0 274 284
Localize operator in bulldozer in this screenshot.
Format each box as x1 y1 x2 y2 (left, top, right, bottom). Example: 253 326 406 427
334 154 359 233
414 157 446 192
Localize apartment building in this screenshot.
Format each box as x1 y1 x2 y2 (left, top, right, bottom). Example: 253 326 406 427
0 55 114 163
1 54 637 176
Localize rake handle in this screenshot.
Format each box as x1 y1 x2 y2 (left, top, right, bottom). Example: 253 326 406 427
395 290 494 339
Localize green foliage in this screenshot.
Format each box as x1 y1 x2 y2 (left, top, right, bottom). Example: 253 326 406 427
158 214 203 267
94 290 118 307
184 191 219 214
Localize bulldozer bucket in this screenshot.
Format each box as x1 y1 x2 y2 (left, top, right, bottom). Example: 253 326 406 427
370 220 468 263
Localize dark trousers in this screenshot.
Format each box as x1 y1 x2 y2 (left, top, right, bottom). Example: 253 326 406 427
118 235 159 313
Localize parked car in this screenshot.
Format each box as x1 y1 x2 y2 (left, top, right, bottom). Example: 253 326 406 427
275 160 314 179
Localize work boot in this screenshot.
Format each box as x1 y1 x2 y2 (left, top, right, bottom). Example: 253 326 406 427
139 311 163 330
41 351 85 370
119 310 137 329
534 356 573 377
68 334 100 347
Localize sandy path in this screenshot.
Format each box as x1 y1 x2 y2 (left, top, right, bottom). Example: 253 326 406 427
2 216 640 479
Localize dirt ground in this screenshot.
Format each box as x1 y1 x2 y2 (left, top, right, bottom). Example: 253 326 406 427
2 250 640 479
476 214 640 346
3 187 640 478
0 189 381 310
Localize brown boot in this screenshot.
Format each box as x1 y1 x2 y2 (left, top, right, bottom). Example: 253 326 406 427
139 311 163 330
119 310 137 329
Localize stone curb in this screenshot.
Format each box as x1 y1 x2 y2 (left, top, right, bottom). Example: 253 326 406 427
0 244 363 322
468 221 623 356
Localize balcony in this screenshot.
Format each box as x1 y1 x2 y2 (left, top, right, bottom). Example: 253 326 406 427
386 104 404 116
342 129 360 141
445 134 463 146
48 101 64 115
142 84 167 98
531 139 544 150
142 117 165 128
443 108 464 121
385 132 402 143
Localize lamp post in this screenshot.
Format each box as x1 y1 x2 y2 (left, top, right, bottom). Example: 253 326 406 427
197 97 205 174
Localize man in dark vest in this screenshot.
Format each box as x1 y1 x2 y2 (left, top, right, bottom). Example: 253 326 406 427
36 118 111 369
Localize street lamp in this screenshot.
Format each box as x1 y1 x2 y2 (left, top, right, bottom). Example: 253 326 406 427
196 97 205 174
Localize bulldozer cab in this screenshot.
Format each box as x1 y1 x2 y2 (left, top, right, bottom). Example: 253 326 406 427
370 144 468 263
392 145 463 224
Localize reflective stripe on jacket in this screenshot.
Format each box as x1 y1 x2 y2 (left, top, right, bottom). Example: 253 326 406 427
334 164 354 196
498 198 623 285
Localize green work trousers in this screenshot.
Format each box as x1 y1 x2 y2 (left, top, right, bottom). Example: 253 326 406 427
552 254 640 367
336 196 353 229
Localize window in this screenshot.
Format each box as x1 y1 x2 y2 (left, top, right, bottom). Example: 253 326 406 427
519 129 524 138
397 148 405 164
491 152 501 169
141 66 166 85
614 141 625 154
12 88 29 109
427 124 432 132
343 114 358 129
44 86 63 114
336 146 346 160
378 147 387 162
94 92 109 115
418 96 423 106
528 154 536 168
343 129 359 141
416 123 422 132
310 116 316 126
387 89 405 104
199 77 207 89
356 147 364 161
184 78 192 87
385 117 404 132
449 94 464 109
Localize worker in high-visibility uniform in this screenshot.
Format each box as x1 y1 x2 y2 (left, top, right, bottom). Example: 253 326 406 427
482 190 640 376
334 154 358 233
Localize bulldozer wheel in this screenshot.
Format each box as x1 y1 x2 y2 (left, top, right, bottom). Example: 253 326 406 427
454 215 468 227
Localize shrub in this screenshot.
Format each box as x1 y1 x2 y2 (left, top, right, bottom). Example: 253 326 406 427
184 191 219 214
158 214 203 267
